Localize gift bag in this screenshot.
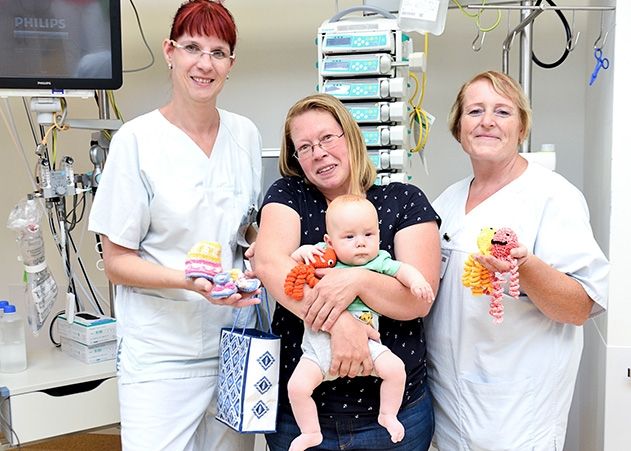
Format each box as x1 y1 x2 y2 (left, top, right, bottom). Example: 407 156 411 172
216 290 280 433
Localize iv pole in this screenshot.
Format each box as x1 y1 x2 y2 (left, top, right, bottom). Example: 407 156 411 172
95 89 116 318
468 2 616 153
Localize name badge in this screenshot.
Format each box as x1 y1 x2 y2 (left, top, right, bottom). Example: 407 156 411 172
440 249 450 279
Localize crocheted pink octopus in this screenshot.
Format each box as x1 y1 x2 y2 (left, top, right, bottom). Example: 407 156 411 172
488 227 521 323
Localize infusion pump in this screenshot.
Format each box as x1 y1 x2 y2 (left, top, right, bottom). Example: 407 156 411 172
318 9 417 184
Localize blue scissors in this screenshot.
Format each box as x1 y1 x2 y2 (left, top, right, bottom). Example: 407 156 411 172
589 47 609 86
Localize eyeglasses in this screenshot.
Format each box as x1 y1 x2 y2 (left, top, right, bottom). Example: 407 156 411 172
169 40 234 61
294 132 345 159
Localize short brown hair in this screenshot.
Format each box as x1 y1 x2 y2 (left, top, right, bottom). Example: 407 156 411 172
448 71 532 144
279 94 376 196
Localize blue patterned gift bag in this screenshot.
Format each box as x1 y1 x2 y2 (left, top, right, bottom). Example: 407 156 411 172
216 290 279 433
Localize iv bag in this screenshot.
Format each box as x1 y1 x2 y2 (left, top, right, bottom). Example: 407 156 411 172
7 197 58 334
397 0 449 36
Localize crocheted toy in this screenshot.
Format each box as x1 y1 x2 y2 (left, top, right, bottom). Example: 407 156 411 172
463 227 521 324
284 246 337 301
462 227 495 296
185 241 261 299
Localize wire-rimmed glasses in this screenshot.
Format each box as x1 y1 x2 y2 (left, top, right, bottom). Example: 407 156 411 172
294 132 345 160
169 40 234 61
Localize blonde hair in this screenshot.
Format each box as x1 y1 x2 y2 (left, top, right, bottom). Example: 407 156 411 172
279 94 376 196
325 194 376 232
448 70 532 144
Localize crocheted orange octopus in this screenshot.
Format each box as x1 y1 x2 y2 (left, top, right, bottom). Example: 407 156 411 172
284 247 337 300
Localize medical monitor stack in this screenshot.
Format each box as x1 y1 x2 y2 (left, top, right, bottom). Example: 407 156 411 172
318 10 412 185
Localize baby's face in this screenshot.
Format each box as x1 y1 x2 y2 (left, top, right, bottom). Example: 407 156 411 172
326 202 380 266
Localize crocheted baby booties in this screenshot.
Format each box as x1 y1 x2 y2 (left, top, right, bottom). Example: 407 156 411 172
185 241 223 280
185 241 261 299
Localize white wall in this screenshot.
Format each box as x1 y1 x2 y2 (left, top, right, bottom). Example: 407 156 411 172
2 0 593 348
1 0 625 448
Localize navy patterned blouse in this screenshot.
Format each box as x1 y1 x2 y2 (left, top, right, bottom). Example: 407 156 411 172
260 176 440 417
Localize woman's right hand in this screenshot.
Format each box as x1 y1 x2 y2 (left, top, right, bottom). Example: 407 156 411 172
329 311 380 378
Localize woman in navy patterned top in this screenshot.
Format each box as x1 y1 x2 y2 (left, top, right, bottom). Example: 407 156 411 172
253 94 441 450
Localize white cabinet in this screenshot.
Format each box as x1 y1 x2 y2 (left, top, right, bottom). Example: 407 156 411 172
0 347 118 445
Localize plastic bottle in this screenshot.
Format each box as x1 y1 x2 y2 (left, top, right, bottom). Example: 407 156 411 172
0 304 28 373
0 301 9 369
397 0 449 36
0 300 9 315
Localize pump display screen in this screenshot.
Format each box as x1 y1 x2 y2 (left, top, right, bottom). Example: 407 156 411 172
326 36 352 47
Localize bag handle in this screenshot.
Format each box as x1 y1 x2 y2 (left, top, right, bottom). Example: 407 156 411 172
230 287 274 335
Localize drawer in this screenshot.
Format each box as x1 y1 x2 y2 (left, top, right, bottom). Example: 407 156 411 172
2 376 119 445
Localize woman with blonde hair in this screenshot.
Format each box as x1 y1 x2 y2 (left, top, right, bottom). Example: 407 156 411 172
252 93 441 450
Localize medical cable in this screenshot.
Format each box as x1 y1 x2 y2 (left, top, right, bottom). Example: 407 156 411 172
47 204 80 313
0 394 22 447
107 90 125 122
0 98 37 191
123 0 155 73
40 99 70 169
532 0 571 69
22 97 39 145
407 34 430 153
68 232 106 315
49 310 65 347
453 0 502 33
65 192 87 232
55 197 106 315
74 202 109 312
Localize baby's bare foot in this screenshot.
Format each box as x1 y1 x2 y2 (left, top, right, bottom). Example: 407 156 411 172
378 413 405 443
289 432 323 451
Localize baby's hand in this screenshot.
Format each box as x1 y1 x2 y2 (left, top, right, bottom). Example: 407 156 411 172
290 244 324 264
411 278 434 304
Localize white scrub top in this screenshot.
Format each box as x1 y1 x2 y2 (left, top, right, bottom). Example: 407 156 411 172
425 162 608 451
89 108 261 383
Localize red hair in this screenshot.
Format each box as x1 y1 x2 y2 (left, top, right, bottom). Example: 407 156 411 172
169 0 237 53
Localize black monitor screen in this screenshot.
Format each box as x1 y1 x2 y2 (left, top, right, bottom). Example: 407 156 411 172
0 0 122 91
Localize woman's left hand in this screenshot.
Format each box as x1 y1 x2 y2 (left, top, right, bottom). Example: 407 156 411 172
329 311 380 378
475 242 529 273
303 267 363 332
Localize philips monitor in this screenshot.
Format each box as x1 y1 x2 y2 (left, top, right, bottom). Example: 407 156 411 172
0 0 122 92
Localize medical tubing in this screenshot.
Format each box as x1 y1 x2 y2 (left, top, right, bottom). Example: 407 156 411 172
21 97 39 144
407 34 431 153
122 0 155 73
532 0 571 69
50 203 80 311
49 310 65 347
68 232 105 315
0 98 37 190
0 395 22 446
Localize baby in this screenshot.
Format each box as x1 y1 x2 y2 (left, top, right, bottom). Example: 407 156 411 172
287 194 434 451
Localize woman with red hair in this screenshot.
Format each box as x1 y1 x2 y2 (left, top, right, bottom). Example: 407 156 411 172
89 1 261 449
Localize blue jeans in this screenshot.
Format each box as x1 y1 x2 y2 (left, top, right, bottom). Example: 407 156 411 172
265 387 434 450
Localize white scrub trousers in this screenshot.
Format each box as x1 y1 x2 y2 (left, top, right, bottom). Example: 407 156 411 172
118 376 255 451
